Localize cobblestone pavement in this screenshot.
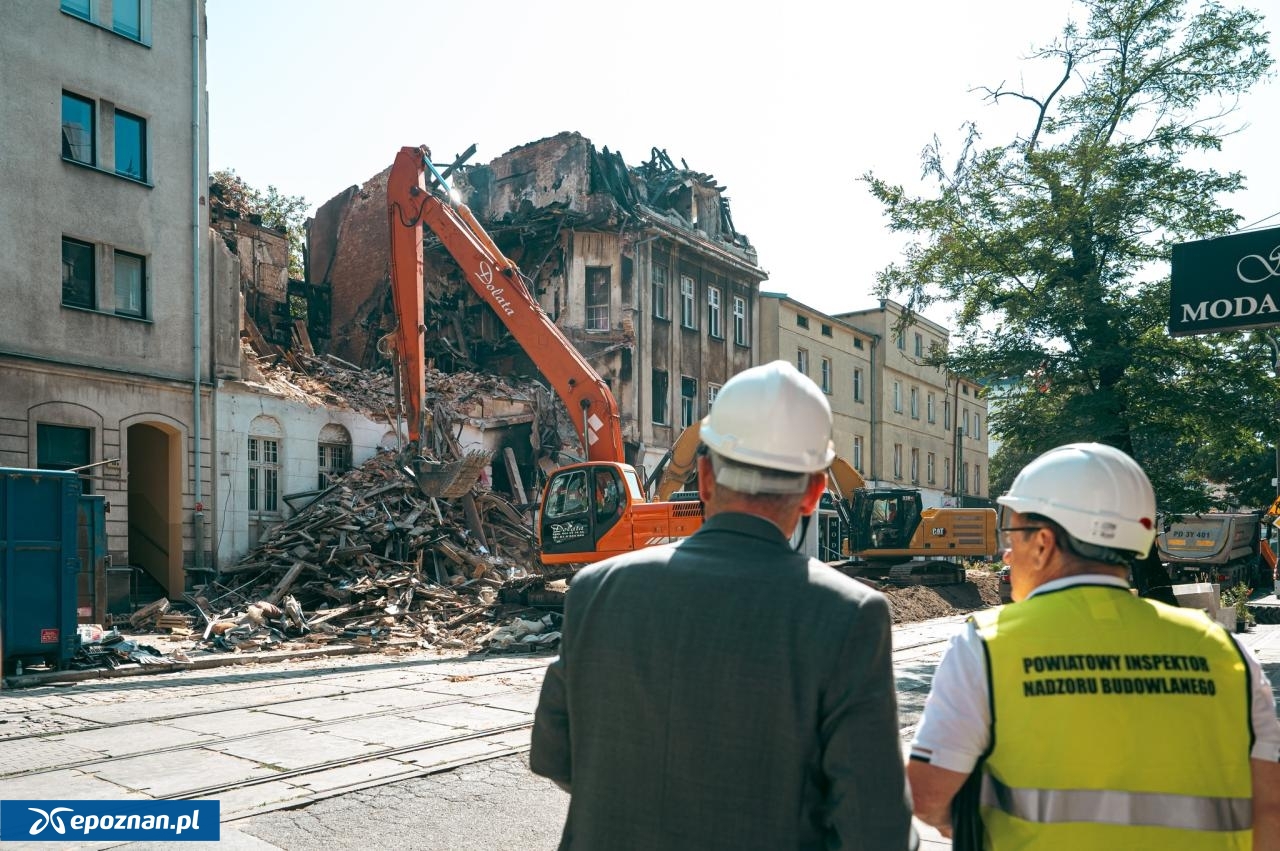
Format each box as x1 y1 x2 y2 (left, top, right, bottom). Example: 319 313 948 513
2 619 1275 850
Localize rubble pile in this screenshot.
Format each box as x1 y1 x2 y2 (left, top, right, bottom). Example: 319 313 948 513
170 449 555 655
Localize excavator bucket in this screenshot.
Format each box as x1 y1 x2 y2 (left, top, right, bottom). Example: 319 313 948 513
410 450 494 499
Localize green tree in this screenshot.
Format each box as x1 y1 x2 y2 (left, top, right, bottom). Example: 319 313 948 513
210 168 309 279
864 0 1274 511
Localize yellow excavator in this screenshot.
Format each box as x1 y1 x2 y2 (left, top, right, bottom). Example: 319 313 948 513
648 425 998 583
825 458 997 584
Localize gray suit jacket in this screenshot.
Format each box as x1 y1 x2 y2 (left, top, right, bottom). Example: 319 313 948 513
531 512 916 850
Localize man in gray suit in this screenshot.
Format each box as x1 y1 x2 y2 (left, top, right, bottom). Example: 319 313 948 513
531 360 916 850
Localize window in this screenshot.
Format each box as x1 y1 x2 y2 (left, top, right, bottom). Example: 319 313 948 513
896 329 905 350
963 384 970 396
708 383 721 407
113 0 141 39
973 414 981 439
248 436 280 514
38 424 93 494
963 409 970 438
974 465 981 496
594 467 622 524
680 275 696 328
945 458 953 492
914 332 923 357
652 263 669 319
113 250 145 317
820 357 832 393
114 110 146 181
910 448 920 483
796 314 810 329
680 376 698 428
854 338 864 350
64 239 148 317
797 347 809 375
910 387 919 419
585 266 610 331
61 0 90 20
927 452 936 484
893 381 902 413
62 92 95 165
652 369 669 424
545 470 589 519
317 425 352 489
927 393 935 423
853 368 864 402
732 296 747 345
63 237 95 309
853 436 864 472
962 462 970 494
707 286 722 338
893 444 903 479
944 399 952 430
821 323 832 337
317 443 350 489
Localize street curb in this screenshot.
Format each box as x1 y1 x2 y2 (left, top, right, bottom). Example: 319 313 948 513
1 644 374 689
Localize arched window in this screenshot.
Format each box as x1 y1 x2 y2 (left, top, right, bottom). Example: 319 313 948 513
248 415 283 514
317 423 352 488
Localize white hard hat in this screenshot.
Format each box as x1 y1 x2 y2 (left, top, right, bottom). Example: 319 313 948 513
700 360 835 493
997 442 1156 559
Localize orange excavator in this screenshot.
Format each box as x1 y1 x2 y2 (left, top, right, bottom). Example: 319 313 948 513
386 145 703 567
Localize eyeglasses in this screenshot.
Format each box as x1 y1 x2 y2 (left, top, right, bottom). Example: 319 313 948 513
998 526 1045 548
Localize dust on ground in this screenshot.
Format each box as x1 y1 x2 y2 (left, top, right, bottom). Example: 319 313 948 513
879 569 1003 625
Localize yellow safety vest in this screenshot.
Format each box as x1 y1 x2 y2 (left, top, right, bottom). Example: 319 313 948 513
971 584 1253 850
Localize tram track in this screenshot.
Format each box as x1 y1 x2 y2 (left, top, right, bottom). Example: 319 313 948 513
160 720 535 803
0 683 542 781
0 661 549 745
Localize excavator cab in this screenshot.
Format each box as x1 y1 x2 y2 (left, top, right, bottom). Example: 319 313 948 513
846 489 924 553
539 461 704 565
539 463 635 562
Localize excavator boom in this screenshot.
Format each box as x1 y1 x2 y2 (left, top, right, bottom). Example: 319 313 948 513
388 146 624 461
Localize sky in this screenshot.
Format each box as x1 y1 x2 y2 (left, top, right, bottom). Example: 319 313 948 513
206 0 1280 328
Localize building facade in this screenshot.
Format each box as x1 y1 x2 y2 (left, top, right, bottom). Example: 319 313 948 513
758 293 877 479
0 1 226 601
834 300 989 506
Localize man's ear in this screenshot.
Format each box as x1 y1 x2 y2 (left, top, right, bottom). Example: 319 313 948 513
798 471 827 516
696 454 715 503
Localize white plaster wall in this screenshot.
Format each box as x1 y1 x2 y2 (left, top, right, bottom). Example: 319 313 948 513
213 383 398 566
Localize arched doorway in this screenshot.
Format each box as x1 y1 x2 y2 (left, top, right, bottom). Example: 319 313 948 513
126 422 182 597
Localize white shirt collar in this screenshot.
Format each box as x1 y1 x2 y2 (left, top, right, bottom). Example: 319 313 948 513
1026 573 1130 599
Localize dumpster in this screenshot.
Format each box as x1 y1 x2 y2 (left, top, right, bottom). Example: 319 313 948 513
76 494 107 623
1 467 82 674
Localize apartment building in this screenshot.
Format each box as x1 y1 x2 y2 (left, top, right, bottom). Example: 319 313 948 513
757 293 877 477
0 1 229 601
835 300 988 506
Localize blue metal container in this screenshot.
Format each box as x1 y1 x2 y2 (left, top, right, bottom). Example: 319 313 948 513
0 468 82 673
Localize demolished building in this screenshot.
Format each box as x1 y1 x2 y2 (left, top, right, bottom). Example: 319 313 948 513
306 131 768 485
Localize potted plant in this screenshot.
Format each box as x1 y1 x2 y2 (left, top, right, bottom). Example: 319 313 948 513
1220 582 1255 633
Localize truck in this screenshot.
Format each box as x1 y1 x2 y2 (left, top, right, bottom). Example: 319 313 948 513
387 145 703 568
1157 512 1269 588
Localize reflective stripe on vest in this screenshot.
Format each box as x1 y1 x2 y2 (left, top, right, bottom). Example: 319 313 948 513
981 771 1253 832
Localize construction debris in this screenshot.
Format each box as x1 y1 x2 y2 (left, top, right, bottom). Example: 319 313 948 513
166 447 555 656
